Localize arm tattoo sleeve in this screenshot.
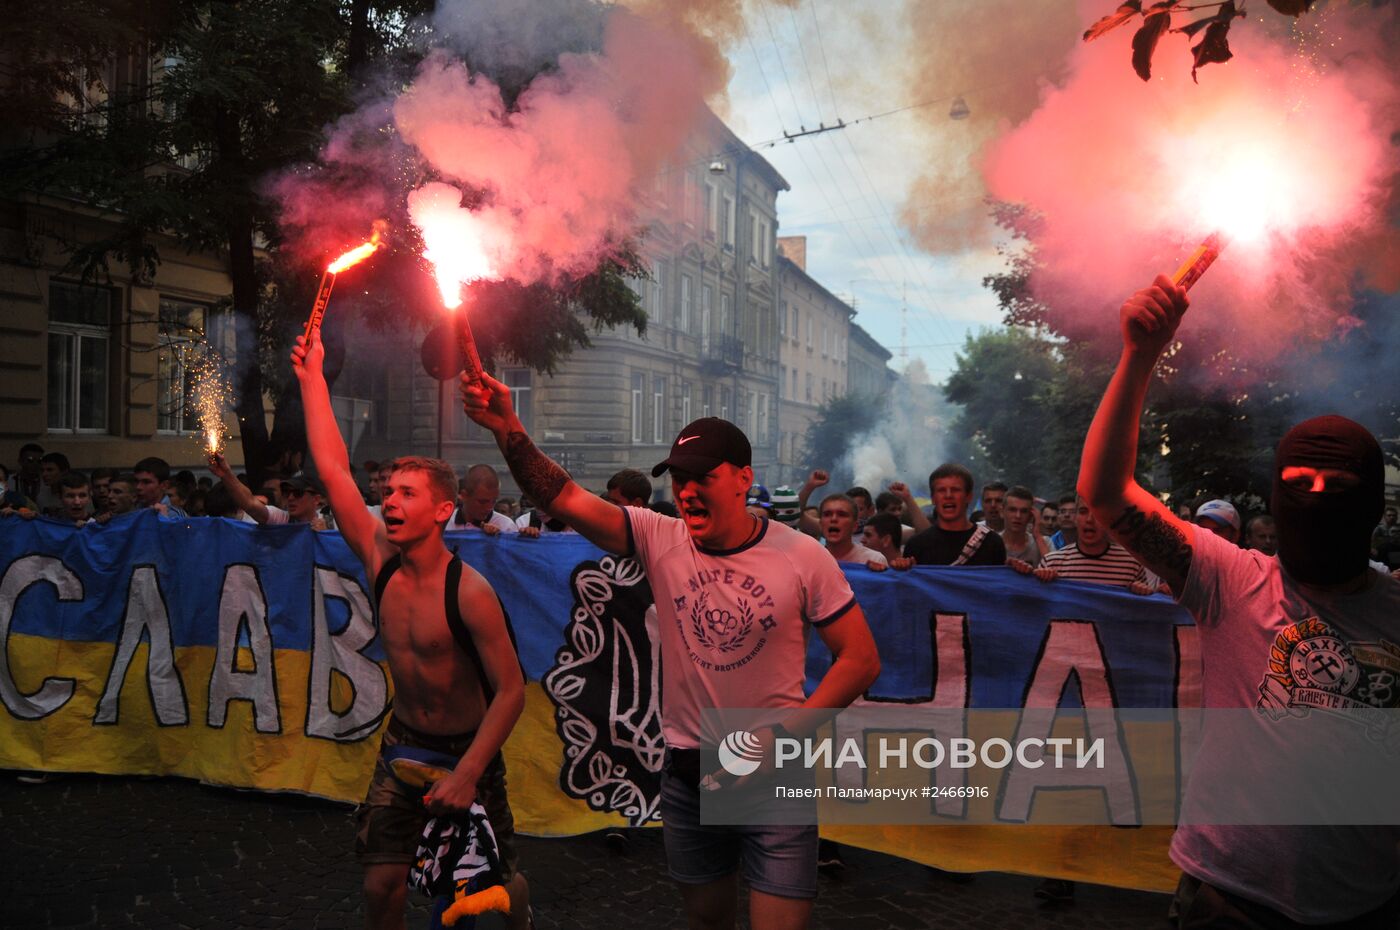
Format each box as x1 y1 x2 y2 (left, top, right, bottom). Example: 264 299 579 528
504 430 570 508
1110 505 1193 580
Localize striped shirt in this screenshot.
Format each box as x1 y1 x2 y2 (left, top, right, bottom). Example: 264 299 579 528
1040 541 1150 588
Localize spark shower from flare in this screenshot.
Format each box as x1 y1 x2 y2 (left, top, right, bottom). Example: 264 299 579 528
191 353 232 457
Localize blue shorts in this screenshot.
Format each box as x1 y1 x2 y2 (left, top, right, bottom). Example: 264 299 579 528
659 755 818 900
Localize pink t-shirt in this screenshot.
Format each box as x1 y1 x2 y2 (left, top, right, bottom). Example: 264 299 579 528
623 508 857 749
1173 525 1400 922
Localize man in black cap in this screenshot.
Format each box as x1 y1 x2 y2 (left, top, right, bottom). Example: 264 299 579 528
207 456 331 529
1079 274 1400 928
461 374 881 930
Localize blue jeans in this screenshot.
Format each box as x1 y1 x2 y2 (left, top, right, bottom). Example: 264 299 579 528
659 751 818 900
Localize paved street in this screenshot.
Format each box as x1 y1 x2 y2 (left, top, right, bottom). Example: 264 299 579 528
1 772 1171 929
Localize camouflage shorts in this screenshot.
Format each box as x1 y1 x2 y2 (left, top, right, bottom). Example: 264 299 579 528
354 715 517 879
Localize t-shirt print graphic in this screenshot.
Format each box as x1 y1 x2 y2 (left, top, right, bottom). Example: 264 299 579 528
1258 615 1400 726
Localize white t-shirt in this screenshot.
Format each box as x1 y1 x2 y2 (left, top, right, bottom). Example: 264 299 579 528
514 511 575 534
261 505 334 530
828 542 888 567
624 508 857 749
1173 525 1400 922
451 509 518 533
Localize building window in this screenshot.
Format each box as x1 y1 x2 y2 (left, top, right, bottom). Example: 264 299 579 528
778 301 787 336
720 294 731 339
705 183 718 238
790 368 797 398
652 260 666 323
723 196 735 247
791 305 799 342
805 373 813 403
719 387 730 421
779 365 786 399
47 281 112 433
626 272 645 307
631 372 645 443
652 376 666 443
702 385 713 418
680 275 692 332
750 393 761 440
760 219 771 268
806 317 813 350
157 298 211 433
504 368 533 433
701 284 713 350
821 326 828 358
682 381 692 425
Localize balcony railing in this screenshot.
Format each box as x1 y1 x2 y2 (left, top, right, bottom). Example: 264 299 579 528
700 333 744 373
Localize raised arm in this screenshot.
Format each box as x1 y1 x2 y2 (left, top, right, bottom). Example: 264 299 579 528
461 371 629 554
207 453 270 524
1079 275 1194 594
796 470 828 538
291 331 390 572
888 481 931 532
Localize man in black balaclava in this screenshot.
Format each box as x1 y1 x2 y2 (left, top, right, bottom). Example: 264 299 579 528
1077 274 1400 929
1272 415 1384 587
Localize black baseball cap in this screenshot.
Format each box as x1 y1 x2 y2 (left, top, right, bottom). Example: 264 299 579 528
280 475 325 497
651 418 752 478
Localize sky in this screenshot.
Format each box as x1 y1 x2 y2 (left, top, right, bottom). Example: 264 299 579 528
718 0 1064 384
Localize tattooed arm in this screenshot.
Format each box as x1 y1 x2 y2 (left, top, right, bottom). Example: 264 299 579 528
1079 275 1195 594
461 370 630 554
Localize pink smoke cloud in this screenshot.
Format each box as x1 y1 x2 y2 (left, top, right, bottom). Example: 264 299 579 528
980 4 1400 360
392 7 719 287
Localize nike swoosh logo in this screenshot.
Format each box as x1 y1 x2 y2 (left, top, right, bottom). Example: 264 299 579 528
677 435 700 445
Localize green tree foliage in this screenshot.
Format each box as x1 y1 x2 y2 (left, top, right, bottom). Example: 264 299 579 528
942 327 1115 498
2 0 646 478
801 393 886 489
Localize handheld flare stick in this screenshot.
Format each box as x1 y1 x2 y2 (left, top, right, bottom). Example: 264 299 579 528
303 225 385 341
455 297 487 387
1171 231 1229 292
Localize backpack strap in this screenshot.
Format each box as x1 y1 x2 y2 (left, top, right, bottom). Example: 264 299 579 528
443 559 527 704
373 553 403 617
444 558 493 704
952 525 991 566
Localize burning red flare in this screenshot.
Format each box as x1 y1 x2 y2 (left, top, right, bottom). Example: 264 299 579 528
407 183 502 384
408 182 499 309
327 230 382 273
304 224 386 341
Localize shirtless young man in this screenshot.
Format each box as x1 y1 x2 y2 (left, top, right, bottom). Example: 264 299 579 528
291 332 529 930
462 372 880 930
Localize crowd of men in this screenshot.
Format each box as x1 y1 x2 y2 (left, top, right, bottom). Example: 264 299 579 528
7 441 1394 590
6 270 1400 930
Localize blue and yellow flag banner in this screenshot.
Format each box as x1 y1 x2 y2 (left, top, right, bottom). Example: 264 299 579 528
0 510 1195 891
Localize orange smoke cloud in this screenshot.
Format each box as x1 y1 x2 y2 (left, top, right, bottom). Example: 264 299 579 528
897 0 1084 252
